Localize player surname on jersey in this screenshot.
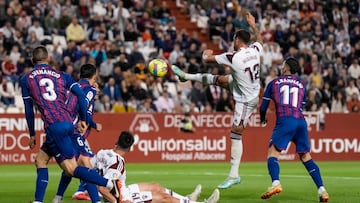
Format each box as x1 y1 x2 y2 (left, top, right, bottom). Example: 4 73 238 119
29 69 61 78
242 55 258 63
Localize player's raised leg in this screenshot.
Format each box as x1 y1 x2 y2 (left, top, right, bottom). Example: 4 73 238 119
171 65 231 90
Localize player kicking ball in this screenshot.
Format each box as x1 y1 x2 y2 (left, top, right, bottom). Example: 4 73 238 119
259 58 329 202
172 12 263 190
93 131 220 203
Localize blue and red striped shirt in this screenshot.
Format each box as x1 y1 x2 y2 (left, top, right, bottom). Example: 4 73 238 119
260 75 306 119
20 64 88 136
66 79 97 139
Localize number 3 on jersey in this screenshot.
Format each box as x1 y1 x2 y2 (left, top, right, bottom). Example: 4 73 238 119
280 85 298 107
39 78 57 101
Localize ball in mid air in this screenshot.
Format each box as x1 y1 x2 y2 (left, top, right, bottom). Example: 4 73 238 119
148 59 168 77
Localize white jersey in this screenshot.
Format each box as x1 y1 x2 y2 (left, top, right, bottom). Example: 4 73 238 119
92 149 153 203
215 42 263 102
92 149 132 201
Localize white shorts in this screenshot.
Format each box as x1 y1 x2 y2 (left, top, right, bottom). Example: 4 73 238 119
128 184 153 203
232 97 258 127
227 75 258 127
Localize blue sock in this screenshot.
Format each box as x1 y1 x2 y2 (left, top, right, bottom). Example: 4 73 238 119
267 157 280 182
73 166 108 187
56 171 72 196
77 180 86 192
86 182 100 203
35 168 48 202
303 159 324 188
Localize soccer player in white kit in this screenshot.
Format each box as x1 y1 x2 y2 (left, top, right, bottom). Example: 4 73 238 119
93 131 220 203
171 13 263 189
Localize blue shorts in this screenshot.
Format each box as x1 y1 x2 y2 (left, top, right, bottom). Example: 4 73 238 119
72 133 94 159
41 122 76 163
269 117 310 153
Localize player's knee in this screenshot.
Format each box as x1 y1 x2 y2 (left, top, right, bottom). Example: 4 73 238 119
231 125 244 134
35 155 48 168
61 159 77 176
299 152 311 162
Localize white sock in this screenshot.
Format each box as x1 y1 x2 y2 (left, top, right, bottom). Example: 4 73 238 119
318 186 326 195
165 189 202 203
33 201 42 203
184 73 216 85
272 180 281 187
229 137 243 178
54 195 63 200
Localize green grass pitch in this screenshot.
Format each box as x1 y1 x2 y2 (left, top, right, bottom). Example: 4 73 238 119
1 162 360 203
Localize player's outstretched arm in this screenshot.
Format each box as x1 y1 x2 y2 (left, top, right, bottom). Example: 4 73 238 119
246 12 263 45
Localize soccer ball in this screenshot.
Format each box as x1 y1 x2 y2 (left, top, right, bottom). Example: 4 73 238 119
148 59 168 77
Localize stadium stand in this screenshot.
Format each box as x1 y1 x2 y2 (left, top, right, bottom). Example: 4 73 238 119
0 0 359 114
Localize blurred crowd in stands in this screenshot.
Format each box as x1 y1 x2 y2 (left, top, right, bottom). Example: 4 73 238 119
0 0 359 115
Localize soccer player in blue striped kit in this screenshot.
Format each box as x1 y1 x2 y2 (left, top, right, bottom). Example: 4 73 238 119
259 57 329 202
20 46 120 203
52 64 103 203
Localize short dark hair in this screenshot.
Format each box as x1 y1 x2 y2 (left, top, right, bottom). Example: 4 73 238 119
116 131 134 150
32 46 48 64
285 57 301 75
234 29 251 44
80 64 97 79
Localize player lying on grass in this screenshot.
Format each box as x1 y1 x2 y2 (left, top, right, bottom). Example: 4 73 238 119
259 57 329 202
172 12 263 190
94 131 220 203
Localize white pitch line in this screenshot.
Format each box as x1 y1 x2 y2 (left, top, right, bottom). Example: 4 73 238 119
3 171 360 180
127 171 360 180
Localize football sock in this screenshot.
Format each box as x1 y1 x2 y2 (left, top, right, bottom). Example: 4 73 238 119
165 189 200 203
73 166 108 187
229 132 243 178
184 73 216 85
56 171 72 196
34 168 48 202
53 195 63 201
76 180 86 193
85 182 100 203
303 159 324 188
267 157 280 183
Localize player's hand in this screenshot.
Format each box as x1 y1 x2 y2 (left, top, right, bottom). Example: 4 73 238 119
261 119 267 127
29 136 36 149
202 49 213 60
78 121 88 133
96 123 102 132
246 12 256 27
